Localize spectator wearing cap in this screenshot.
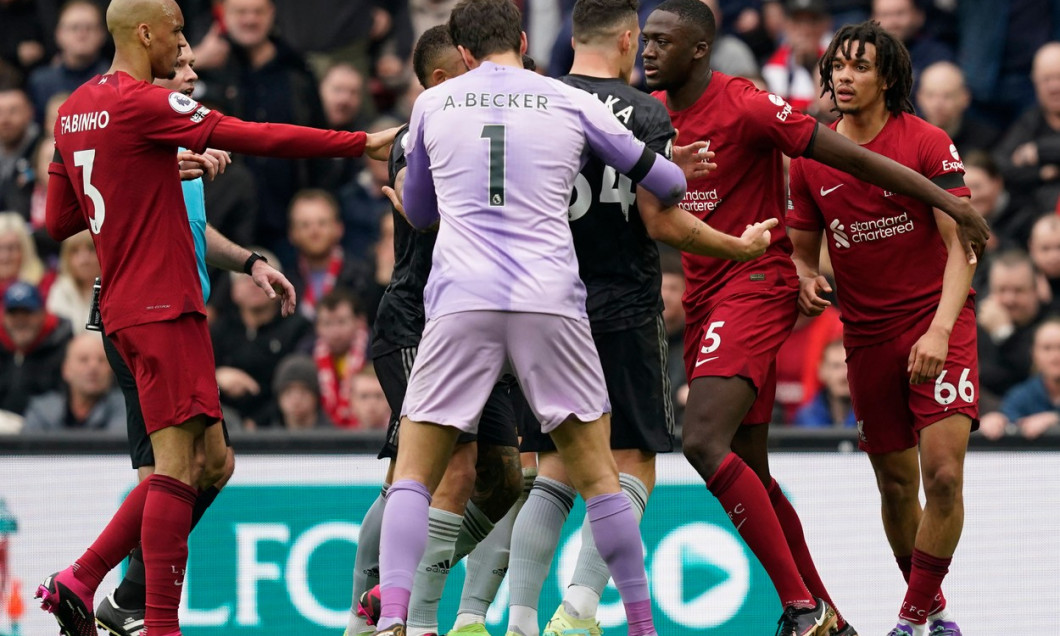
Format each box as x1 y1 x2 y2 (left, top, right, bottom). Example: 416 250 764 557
22 332 125 432
270 354 334 430
762 0 832 115
0 281 72 415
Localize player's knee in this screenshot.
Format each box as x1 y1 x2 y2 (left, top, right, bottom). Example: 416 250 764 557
681 433 725 476
876 472 919 509
922 463 962 506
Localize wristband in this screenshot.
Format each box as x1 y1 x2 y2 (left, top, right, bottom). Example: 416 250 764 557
243 252 267 275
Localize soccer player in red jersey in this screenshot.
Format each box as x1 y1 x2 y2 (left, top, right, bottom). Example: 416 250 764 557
641 1 988 635
36 1 394 635
788 22 976 636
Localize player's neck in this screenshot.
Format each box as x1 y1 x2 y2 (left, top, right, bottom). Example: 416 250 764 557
836 104 890 145
569 49 623 80
476 51 524 70
666 67 712 111
107 51 152 82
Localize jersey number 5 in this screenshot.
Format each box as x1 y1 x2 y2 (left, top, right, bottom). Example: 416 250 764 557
73 149 106 234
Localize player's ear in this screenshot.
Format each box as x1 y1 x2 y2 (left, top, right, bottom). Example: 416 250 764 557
431 67 447 86
620 29 633 55
138 23 151 46
519 31 528 56
693 39 710 60
456 45 474 71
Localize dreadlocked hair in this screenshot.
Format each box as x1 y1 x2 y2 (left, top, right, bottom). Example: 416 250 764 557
818 20 914 116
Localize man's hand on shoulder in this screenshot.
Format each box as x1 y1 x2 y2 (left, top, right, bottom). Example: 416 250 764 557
365 126 401 161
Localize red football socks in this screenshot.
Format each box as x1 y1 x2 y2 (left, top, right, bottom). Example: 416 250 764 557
896 553 947 614
74 476 154 589
143 475 197 634
899 550 951 623
707 453 813 608
767 478 846 628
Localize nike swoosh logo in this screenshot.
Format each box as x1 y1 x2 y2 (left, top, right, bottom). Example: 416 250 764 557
813 607 827 628
820 184 844 196
695 356 718 367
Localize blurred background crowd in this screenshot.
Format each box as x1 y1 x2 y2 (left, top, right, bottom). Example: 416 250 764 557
2 0 1060 439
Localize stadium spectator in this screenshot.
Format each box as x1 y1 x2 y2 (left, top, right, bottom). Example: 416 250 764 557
703 0 760 78
271 0 413 84
963 151 1037 262
0 0 47 75
957 0 1060 126
0 87 39 219
212 250 313 428
26 0 109 121
1029 214 1060 314
774 307 842 423
762 0 832 114
792 339 855 427
871 0 953 81
915 61 1000 156
336 117 400 261
0 212 52 306
286 189 371 320
350 364 390 431
45 229 98 335
270 354 334 429
361 211 394 329
979 318 1060 440
311 289 369 429
196 0 327 260
995 42 1060 214
22 332 125 432
317 62 371 191
978 250 1045 409
28 136 54 238
0 281 71 415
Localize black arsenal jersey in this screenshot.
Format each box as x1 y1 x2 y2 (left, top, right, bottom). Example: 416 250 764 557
371 125 436 355
561 75 675 332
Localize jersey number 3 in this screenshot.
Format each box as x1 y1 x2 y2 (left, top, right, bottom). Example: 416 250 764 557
73 149 106 233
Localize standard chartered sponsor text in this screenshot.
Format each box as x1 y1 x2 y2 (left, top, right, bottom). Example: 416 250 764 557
847 212 914 243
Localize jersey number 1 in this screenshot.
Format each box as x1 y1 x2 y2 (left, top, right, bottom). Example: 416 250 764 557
73 149 106 234
481 125 505 207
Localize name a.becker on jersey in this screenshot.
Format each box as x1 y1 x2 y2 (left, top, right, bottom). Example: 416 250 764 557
443 92 549 110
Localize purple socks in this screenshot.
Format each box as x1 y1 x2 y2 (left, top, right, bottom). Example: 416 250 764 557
585 492 655 636
377 479 432 629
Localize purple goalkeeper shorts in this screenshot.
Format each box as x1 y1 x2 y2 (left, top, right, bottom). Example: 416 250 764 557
401 310 610 433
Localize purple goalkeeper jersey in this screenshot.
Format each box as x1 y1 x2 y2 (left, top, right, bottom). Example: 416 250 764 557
402 61 685 321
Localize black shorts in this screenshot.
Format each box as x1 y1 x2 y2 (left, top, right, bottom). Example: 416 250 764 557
375 346 519 460
520 314 675 453
103 330 230 469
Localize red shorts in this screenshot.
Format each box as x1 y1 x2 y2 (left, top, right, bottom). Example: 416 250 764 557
847 303 979 454
110 313 222 434
684 286 798 425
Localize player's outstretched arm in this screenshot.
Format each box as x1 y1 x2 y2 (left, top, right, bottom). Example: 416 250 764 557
203 225 297 316
638 186 773 260
806 124 989 262
788 227 833 318
44 153 89 241
206 116 398 160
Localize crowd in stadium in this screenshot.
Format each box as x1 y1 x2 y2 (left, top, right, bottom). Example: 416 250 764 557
1 0 1059 437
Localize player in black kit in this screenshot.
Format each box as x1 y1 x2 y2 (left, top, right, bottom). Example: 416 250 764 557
343 26 524 636
499 1 783 634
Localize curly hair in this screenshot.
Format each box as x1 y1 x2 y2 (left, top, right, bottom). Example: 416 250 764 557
818 21 915 116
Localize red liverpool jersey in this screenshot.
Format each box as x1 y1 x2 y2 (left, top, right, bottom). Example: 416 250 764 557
787 112 972 347
50 71 222 332
653 72 817 323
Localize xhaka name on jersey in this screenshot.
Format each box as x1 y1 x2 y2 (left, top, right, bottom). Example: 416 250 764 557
443 92 549 111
